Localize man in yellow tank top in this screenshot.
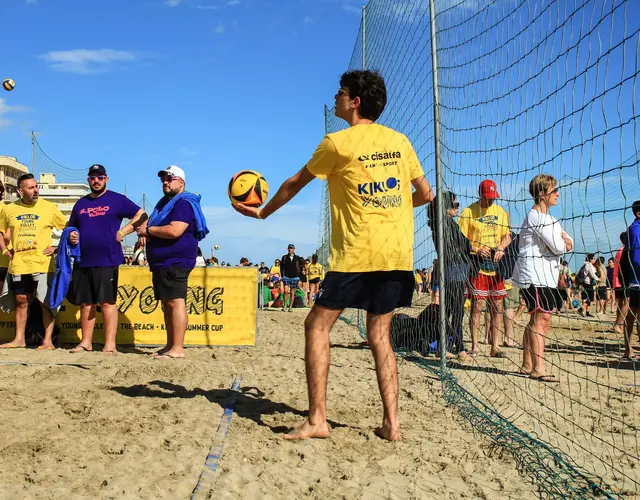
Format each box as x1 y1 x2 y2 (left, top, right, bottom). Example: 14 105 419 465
234 70 434 441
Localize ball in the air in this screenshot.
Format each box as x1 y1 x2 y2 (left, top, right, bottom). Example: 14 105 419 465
228 170 269 207
2 79 15 91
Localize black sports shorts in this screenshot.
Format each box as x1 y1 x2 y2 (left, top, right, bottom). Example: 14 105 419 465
315 271 414 314
67 266 119 305
521 285 563 313
152 267 192 301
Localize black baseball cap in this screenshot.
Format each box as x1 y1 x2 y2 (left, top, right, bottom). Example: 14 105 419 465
88 164 107 176
288 244 295 249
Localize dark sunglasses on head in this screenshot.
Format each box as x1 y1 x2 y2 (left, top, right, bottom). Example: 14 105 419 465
548 187 560 195
89 175 106 181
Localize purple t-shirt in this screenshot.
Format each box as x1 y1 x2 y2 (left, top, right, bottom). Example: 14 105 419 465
146 198 197 270
69 190 141 268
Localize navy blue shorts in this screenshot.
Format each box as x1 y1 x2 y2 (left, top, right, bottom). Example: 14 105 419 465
315 271 414 315
282 276 300 288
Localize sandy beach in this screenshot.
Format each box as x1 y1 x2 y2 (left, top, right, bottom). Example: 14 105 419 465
0 308 540 499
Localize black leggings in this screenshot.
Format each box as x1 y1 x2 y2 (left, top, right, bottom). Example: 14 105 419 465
444 280 466 353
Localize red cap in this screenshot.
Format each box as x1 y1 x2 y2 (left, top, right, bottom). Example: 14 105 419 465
479 179 499 199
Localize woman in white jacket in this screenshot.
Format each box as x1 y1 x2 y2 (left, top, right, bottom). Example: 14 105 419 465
513 174 573 382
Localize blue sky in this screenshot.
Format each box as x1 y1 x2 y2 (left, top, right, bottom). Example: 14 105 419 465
0 0 368 265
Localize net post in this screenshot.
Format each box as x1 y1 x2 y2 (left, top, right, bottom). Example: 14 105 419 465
31 131 36 178
428 0 446 376
362 5 366 70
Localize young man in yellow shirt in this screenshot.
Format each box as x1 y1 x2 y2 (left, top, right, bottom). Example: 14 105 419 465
0 173 67 350
458 180 511 358
234 70 434 441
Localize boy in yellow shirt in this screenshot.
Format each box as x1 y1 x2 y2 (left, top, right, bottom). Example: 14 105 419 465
0 174 67 350
233 70 434 441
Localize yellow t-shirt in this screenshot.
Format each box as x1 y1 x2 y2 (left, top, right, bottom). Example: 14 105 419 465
0 199 67 275
306 123 425 272
269 265 280 276
0 205 9 269
457 201 510 276
307 262 324 281
414 272 422 284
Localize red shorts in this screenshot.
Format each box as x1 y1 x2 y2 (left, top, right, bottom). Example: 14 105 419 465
469 273 506 300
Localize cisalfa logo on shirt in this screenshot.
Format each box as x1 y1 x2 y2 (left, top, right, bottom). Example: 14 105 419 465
357 150 402 169
357 177 402 209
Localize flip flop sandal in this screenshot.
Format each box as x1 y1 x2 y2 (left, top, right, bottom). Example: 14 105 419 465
36 345 55 351
530 374 559 383
69 345 92 353
490 351 508 358
0 343 26 350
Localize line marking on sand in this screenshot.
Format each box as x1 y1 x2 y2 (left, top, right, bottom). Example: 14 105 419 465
190 375 242 500
0 361 96 368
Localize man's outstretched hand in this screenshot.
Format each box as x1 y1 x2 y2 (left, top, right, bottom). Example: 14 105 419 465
232 203 261 219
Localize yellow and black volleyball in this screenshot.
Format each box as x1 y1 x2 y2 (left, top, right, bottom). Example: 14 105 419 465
2 79 15 91
228 170 269 207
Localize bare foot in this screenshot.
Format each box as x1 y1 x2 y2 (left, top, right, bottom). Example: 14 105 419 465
69 344 92 353
36 344 55 351
150 346 171 356
101 349 118 356
374 425 401 442
282 420 329 440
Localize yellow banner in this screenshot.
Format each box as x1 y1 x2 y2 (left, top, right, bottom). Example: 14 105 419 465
0 267 258 346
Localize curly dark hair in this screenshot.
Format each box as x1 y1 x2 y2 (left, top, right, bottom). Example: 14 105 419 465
339 70 387 121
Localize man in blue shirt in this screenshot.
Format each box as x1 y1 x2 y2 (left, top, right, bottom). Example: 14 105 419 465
136 166 197 360
68 164 146 354
623 200 640 361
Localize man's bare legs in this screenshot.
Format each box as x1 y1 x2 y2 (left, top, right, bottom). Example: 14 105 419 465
366 311 400 441
0 294 29 348
101 302 118 353
469 298 483 355
40 303 56 349
70 304 96 352
284 305 342 440
623 306 640 359
521 310 555 380
614 297 629 334
503 306 517 347
155 298 188 359
489 297 504 356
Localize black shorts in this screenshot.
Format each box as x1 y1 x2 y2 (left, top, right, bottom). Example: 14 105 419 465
300 274 308 283
67 267 119 305
315 271 414 314
619 288 640 308
558 289 569 301
596 286 607 301
0 267 7 287
581 286 595 304
521 285 563 313
309 277 321 284
152 267 192 301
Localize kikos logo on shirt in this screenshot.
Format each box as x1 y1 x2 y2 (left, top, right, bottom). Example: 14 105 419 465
16 214 40 221
357 177 401 196
79 206 111 217
357 177 403 209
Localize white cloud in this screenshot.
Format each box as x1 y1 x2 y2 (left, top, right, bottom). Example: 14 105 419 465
39 49 140 74
165 0 183 6
179 147 198 156
303 16 313 23
215 22 225 34
0 98 31 131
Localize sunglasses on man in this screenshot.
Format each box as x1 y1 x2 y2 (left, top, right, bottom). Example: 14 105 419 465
160 175 181 183
88 175 106 181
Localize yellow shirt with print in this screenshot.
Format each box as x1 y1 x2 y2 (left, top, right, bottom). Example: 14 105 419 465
414 272 422 284
307 262 324 281
0 199 67 275
306 124 424 273
457 201 510 277
0 204 9 269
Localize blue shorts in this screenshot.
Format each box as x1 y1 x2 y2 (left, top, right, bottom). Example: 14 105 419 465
282 276 300 288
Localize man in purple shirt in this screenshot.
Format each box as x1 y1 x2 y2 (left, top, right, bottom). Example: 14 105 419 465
136 165 197 360
68 164 146 354
622 200 640 361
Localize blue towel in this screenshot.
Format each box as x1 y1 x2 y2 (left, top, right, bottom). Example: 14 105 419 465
49 226 82 310
148 192 209 241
